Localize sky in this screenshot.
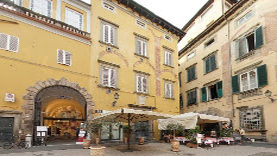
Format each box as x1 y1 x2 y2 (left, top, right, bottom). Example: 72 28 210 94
82 0 209 29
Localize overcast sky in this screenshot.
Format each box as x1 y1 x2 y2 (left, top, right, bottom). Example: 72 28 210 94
82 0 208 29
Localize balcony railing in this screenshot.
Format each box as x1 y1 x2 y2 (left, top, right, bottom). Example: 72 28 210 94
0 0 90 39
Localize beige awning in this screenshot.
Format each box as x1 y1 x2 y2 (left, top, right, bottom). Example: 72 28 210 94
158 112 230 130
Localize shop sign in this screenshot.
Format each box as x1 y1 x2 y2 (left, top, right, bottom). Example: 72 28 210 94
5 93 15 102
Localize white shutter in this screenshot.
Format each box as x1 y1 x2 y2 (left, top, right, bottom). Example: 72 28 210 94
102 68 109 86
164 51 168 65
110 27 114 45
137 76 142 92
169 52 172 66
143 41 147 56
170 83 174 98
142 77 147 93
0 33 8 50
65 51 71 66
57 49 64 64
103 25 110 43
137 40 142 55
9 36 19 52
110 69 116 87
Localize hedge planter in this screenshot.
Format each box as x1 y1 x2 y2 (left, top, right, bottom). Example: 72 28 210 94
90 146 105 156
171 140 180 152
83 139 92 149
138 137 145 145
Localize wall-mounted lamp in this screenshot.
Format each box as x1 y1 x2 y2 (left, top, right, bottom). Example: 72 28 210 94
264 90 276 102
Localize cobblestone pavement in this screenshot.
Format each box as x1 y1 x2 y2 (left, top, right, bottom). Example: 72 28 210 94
1 142 277 156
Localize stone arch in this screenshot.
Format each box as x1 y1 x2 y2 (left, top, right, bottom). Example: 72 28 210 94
21 77 94 136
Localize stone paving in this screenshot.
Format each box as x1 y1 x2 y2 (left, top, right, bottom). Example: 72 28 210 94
1 142 277 156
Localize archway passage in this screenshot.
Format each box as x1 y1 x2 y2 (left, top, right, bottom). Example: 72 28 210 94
22 78 94 141
34 86 86 140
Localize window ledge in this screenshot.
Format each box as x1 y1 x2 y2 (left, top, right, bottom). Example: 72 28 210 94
245 129 267 133
204 67 218 75
236 50 256 61
99 40 119 49
202 97 221 103
134 92 149 96
98 85 119 91
187 103 198 107
187 78 197 83
134 53 149 59
237 87 263 100
163 64 174 68
164 97 175 100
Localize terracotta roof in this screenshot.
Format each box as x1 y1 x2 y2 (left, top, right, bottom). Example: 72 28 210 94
115 0 185 39
179 0 250 56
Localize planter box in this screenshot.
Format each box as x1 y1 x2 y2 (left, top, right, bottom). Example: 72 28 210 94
186 143 197 148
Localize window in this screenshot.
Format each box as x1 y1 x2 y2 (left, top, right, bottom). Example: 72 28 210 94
136 38 147 57
187 51 195 60
136 19 146 29
30 0 52 17
201 81 222 102
0 33 19 52
180 94 183 108
204 53 217 74
101 21 117 46
240 106 263 131
237 26 264 58
232 65 268 93
164 50 173 66
164 34 172 42
205 38 215 47
237 11 253 26
136 74 148 94
57 49 72 66
10 0 22 6
101 66 117 88
65 8 83 30
187 65 196 82
164 81 174 99
187 89 197 106
102 1 116 12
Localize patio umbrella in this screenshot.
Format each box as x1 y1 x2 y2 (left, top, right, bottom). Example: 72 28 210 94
93 108 173 150
158 112 230 130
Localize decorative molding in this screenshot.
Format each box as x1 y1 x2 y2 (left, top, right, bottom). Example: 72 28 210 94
98 59 120 68
133 70 150 76
203 79 220 87
237 88 263 100
98 16 119 27
162 45 174 52
185 63 197 70
163 78 175 82
133 32 149 41
202 49 218 60
62 0 91 12
234 61 263 75
98 50 129 67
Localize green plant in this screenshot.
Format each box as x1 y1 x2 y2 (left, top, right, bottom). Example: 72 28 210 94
123 125 132 134
186 126 202 144
166 123 184 137
86 115 120 134
220 128 234 137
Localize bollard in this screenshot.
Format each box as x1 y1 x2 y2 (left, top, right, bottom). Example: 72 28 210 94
25 134 32 148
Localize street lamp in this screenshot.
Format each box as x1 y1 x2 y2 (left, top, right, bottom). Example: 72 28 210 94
264 90 275 102
114 92 119 100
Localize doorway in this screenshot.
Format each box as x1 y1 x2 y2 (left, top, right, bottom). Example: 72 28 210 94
0 117 14 142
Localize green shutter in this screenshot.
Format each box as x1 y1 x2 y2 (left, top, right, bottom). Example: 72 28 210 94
238 37 247 57
191 66 196 80
216 81 223 98
232 75 240 93
255 26 264 49
180 94 183 108
205 58 210 74
178 73 181 87
201 87 207 102
257 64 268 87
210 54 216 71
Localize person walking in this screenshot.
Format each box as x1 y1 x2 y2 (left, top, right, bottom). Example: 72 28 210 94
239 128 245 143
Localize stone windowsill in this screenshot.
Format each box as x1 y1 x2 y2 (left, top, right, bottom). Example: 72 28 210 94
134 53 149 59
204 67 218 75
164 97 175 100
163 64 174 68
236 50 256 61
134 92 149 96
98 85 120 91
187 78 197 83
99 40 119 49
237 87 263 100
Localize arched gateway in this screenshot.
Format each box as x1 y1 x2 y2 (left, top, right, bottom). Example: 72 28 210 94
21 78 94 140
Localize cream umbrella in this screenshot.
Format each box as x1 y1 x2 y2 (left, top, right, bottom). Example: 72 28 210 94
93 108 173 150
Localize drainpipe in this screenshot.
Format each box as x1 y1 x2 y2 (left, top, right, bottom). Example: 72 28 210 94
222 0 235 117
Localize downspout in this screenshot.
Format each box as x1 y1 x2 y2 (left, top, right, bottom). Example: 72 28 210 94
222 0 235 117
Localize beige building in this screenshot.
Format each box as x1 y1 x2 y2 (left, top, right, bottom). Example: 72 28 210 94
179 0 277 142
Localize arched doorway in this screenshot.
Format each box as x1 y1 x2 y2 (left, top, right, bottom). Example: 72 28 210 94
21 78 94 141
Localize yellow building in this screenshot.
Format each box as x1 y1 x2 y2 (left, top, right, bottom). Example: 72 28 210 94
0 0 184 143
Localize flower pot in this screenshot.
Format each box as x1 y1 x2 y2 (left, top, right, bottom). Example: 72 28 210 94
171 140 180 152
138 137 144 145
90 146 105 156
124 137 128 144
186 142 197 148
83 139 92 149
95 138 100 145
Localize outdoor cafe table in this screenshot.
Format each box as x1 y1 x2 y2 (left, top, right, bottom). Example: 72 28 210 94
218 137 234 144
174 137 189 143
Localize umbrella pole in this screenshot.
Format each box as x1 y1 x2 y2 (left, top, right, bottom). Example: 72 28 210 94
127 113 131 150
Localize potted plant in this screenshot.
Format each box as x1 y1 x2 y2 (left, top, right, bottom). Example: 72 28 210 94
166 123 184 152
123 125 132 144
137 125 147 145
186 126 202 148
86 120 102 146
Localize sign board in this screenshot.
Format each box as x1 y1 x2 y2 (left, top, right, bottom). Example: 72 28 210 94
36 126 47 131
5 93 15 102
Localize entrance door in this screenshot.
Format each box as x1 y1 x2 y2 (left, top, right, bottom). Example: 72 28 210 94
0 117 14 142
135 121 149 139
100 122 120 140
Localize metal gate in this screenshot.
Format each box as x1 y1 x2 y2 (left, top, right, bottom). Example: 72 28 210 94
0 117 14 142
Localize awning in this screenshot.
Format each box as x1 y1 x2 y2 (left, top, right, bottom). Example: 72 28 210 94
158 112 230 130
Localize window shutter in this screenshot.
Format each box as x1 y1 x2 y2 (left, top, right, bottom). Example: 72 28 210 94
257 64 268 87
169 52 172 66
142 77 147 93
137 40 142 55
255 26 264 49
164 51 168 65
205 58 210 73
65 51 71 66
171 83 174 98
0 33 8 50
47 0 52 17
110 27 114 45
216 81 223 98
187 68 190 82
142 41 146 56
103 25 109 43
232 75 240 93
187 92 191 105
191 66 195 80
137 76 142 92
210 54 216 70
201 87 207 102
110 69 116 87
193 90 197 104
9 36 19 52
57 49 64 64
238 37 247 57
102 68 109 86
180 94 183 108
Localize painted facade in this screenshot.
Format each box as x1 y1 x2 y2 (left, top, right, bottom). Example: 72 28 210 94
179 0 277 142
0 0 184 142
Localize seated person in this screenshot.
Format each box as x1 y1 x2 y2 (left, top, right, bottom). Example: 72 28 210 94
210 130 216 138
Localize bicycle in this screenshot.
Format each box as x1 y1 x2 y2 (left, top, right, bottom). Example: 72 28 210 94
3 137 29 149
